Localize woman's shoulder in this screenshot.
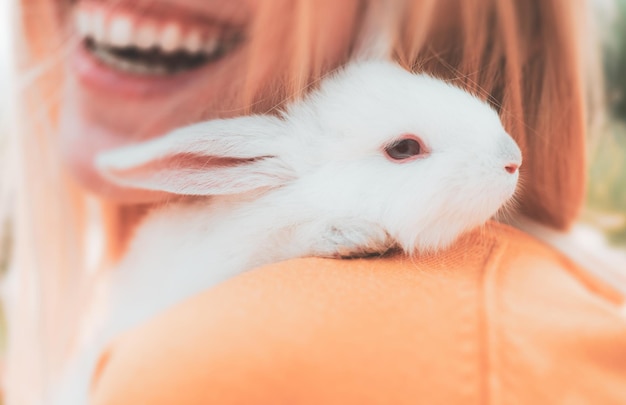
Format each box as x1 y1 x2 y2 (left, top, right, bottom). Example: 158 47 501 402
91 222 626 405
245 220 623 307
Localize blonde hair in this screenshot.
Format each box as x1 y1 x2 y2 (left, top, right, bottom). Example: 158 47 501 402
4 0 590 402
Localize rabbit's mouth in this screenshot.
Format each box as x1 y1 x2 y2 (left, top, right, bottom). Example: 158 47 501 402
75 1 244 76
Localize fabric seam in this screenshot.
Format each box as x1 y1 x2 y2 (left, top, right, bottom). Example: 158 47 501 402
480 234 507 405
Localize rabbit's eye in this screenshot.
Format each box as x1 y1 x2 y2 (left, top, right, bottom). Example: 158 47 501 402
384 136 424 162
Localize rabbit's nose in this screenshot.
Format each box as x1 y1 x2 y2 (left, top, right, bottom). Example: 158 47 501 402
498 134 522 174
505 163 519 174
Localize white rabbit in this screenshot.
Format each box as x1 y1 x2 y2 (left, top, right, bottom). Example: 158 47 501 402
53 60 521 404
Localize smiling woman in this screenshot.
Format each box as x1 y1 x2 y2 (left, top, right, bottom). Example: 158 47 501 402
7 1 365 401
6 0 626 404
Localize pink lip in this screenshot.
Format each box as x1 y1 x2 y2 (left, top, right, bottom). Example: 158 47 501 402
71 0 248 100
72 43 230 99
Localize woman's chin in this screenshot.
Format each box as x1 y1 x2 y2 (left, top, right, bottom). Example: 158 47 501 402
59 97 171 204
70 164 171 204
64 150 172 204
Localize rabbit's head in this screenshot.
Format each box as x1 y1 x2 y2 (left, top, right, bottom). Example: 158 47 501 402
98 61 521 252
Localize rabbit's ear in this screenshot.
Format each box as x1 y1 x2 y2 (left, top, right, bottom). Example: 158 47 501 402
97 115 295 195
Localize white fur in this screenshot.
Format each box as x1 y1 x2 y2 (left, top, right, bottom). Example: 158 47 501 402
53 60 521 404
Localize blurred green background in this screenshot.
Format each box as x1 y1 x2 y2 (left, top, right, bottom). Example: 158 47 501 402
586 0 626 248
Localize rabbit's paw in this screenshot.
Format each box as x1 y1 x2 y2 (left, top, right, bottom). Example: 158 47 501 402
313 220 397 259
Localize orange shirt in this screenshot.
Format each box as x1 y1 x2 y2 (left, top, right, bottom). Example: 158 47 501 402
91 222 626 404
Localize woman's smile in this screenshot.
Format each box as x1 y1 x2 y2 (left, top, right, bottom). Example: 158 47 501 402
73 0 246 95
62 0 255 200
76 1 242 69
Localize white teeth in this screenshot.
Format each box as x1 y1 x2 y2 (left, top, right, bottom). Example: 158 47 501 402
204 37 218 54
93 46 167 75
183 30 202 53
136 23 158 50
74 5 235 56
76 10 91 36
92 9 106 42
161 23 182 53
108 16 133 47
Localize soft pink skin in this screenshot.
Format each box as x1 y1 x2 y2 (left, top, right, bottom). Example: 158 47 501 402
61 0 358 203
